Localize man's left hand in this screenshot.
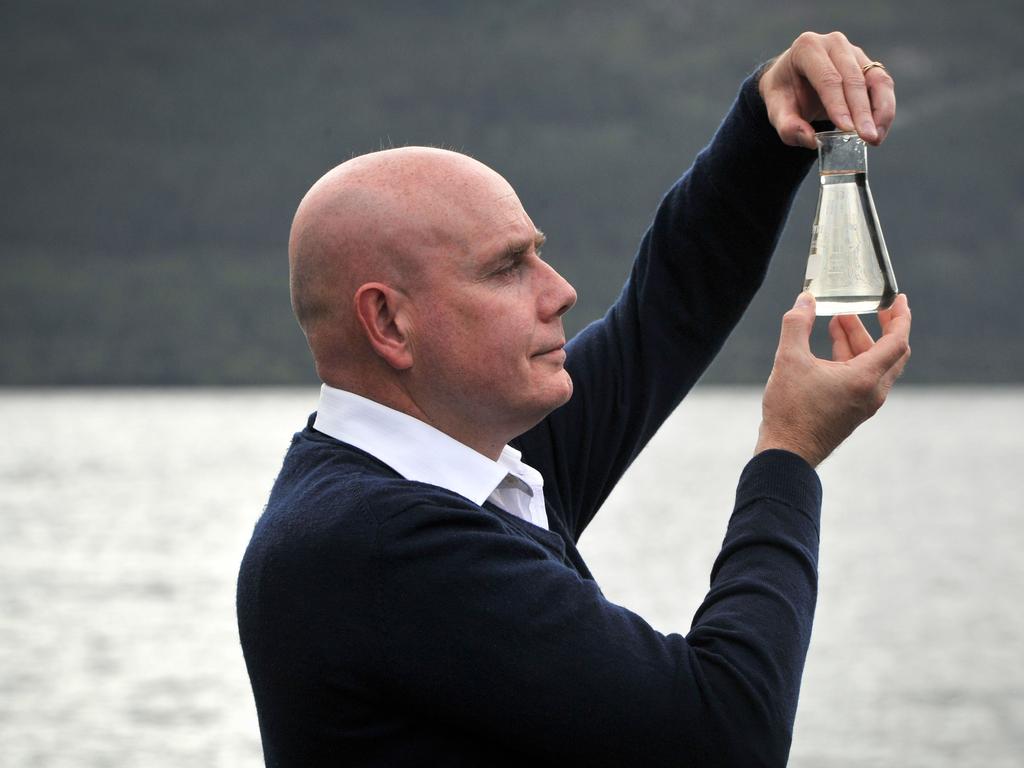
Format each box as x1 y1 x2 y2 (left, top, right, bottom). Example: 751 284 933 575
758 31 896 150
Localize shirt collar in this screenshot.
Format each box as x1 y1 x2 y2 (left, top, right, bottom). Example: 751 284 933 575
312 384 520 506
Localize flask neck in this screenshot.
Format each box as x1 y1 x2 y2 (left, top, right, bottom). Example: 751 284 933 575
816 131 868 175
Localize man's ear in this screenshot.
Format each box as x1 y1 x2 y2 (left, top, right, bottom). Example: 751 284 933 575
353 282 414 370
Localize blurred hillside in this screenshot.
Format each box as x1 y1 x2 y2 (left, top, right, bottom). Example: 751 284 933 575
2 1 1021 384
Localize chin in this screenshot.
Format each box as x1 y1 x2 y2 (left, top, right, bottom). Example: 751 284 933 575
559 371 574 403
516 374 574 432
545 371 574 410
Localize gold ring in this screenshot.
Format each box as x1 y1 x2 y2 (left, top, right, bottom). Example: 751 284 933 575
861 61 886 75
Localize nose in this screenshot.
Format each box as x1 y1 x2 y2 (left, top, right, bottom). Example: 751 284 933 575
538 259 577 319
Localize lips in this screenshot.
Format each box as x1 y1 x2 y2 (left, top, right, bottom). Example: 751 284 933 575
533 341 566 358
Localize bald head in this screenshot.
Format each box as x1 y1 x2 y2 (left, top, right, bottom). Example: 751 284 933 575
288 146 577 455
289 146 519 382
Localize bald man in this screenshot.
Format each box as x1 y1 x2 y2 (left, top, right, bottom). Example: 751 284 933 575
238 33 910 767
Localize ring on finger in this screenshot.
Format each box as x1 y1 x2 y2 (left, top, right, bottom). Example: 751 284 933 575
861 61 887 75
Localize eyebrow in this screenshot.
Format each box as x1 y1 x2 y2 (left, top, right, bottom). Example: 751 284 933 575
496 230 546 264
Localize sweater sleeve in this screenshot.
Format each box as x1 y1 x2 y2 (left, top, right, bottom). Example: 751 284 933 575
515 72 817 540
374 449 821 767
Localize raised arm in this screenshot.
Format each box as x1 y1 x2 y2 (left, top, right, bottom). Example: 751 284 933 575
518 70 814 538
518 32 897 539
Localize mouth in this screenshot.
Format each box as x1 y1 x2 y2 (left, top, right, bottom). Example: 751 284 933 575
533 341 566 359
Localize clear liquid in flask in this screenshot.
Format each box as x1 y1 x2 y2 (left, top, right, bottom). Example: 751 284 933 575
803 132 897 316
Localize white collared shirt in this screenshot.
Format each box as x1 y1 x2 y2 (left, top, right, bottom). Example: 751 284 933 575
312 384 549 530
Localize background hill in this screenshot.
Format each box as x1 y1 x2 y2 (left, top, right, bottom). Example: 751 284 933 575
3 0 1021 384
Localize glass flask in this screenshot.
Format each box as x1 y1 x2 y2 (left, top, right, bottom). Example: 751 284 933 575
803 130 897 315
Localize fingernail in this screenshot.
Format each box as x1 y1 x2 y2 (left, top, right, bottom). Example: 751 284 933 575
860 120 877 140
877 125 887 142
837 114 854 131
795 292 814 309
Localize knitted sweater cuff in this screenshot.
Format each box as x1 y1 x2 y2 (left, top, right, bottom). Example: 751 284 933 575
735 448 823 527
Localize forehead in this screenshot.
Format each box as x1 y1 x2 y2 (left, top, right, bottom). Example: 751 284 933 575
453 178 536 257
384 153 538 281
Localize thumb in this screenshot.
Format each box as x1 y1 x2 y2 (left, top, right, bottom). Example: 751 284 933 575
776 108 818 149
778 292 816 353
761 65 817 149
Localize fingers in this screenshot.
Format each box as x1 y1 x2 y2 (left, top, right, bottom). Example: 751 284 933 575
854 294 912 379
877 294 912 379
827 39 877 142
878 293 910 335
852 50 895 145
869 333 910 378
789 33 855 133
839 313 875 355
865 67 895 144
828 313 874 362
759 56 818 149
785 31 893 145
829 316 853 362
768 93 818 150
778 292 816 355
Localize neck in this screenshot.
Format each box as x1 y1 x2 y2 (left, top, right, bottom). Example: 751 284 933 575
323 379 510 461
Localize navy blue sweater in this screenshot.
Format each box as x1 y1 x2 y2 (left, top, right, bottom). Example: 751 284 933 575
238 73 821 767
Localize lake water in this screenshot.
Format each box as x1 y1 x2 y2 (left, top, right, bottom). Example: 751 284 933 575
1 388 1021 766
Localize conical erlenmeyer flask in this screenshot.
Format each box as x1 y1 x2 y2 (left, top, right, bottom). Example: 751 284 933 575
803 130 897 315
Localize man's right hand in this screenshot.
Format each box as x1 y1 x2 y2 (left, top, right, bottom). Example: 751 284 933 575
755 292 912 468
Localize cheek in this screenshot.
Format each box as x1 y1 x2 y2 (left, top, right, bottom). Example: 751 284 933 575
416 306 471 351
415 299 535 376
474 309 534 354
